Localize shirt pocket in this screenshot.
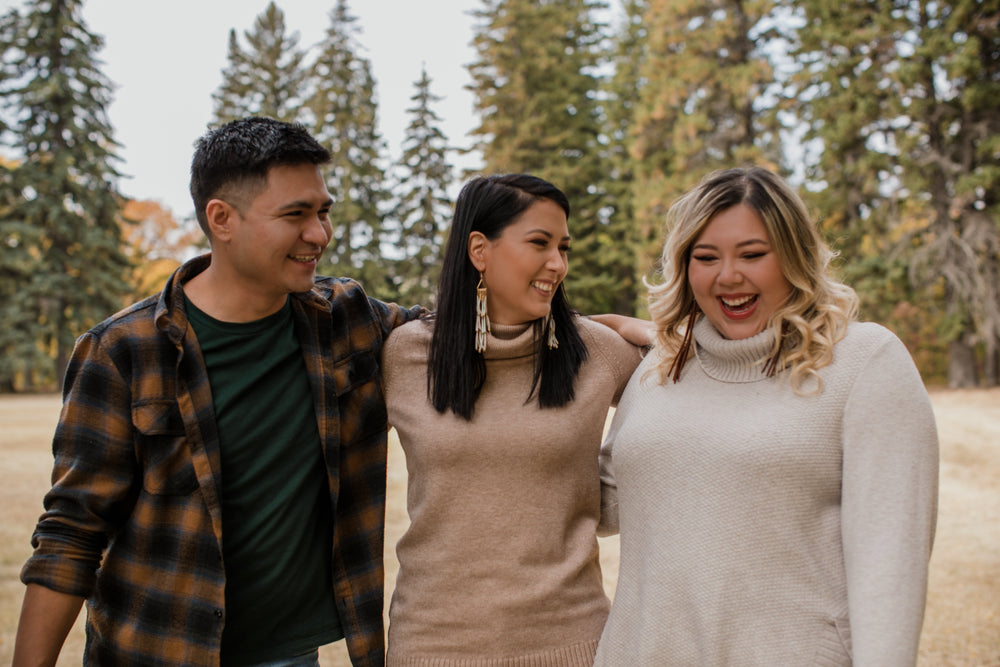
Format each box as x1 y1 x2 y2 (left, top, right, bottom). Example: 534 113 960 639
132 399 200 495
331 351 386 442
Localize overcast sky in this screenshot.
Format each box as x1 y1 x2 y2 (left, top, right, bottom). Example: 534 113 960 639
1 0 482 218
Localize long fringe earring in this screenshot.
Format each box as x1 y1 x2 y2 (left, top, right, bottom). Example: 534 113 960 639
546 314 559 350
475 273 490 354
668 302 699 383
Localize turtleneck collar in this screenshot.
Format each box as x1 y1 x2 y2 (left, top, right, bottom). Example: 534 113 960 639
692 316 776 383
483 322 539 361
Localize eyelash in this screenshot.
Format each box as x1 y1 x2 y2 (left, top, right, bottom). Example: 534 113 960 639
693 252 765 261
285 209 331 218
531 239 571 252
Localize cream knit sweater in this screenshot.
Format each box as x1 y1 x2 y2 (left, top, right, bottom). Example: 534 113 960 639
382 317 640 666
595 318 939 666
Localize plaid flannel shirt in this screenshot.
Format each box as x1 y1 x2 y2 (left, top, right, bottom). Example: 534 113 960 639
21 254 421 666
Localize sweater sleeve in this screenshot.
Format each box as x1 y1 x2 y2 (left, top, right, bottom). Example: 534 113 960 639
597 407 622 537
840 332 939 666
579 319 643 536
380 321 425 430
578 317 643 405
596 354 650 537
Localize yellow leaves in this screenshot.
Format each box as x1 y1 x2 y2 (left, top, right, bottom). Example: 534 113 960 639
120 198 200 263
118 199 201 304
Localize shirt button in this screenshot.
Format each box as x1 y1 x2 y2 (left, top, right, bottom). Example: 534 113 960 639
215 609 223 618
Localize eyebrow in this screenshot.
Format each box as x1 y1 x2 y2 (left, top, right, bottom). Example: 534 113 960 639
525 228 572 242
276 197 334 211
692 238 769 250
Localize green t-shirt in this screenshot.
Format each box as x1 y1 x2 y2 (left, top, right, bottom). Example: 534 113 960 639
185 296 343 665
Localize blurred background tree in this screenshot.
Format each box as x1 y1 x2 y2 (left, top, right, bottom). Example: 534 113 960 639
306 0 393 298
119 199 202 303
212 1 309 125
0 0 131 390
626 0 785 280
781 0 1000 386
0 0 996 390
387 66 454 309
466 0 638 315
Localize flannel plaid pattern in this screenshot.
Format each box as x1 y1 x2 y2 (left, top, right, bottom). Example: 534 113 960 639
21 255 421 666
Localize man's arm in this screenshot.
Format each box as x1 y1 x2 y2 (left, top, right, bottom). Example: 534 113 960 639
12 583 85 667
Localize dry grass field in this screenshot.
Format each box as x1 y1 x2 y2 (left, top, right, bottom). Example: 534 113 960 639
1 389 997 666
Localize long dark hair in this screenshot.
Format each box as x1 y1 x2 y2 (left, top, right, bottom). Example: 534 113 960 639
428 174 588 420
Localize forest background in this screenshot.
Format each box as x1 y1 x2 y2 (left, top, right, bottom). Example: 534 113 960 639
1 0 998 392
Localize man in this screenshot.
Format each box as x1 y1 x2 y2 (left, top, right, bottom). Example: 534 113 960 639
13 117 422 667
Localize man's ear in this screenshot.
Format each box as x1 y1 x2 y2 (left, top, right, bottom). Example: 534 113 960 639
205 199 235 242
468 232 487 272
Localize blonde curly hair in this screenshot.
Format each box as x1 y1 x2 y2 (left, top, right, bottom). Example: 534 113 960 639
648 166 859 394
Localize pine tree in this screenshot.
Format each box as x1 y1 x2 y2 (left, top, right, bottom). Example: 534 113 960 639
467 0 634 315
212 1 308 125
0 0 131 389
0 156 49 392
603 0 649 312
307 0 392 298
786 0 1000 386
896 0 1000 386
389 65 454 308
629 0 785 276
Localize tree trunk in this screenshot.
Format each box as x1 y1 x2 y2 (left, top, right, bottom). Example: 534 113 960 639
947 339 980 388
984 336 999 387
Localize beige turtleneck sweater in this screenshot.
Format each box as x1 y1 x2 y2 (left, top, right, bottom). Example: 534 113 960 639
595 317 939 666
382 316 640 666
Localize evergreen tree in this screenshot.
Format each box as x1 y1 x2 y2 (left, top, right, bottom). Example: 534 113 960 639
389 65 454 308
603 0 649 312
307 0 392 298
0 156 49 392
0 0 131 389
212 1 308 125
897 0 1000 386
779 0 940 380
628 0 785 276
786 0 1000 386
466 0 635 315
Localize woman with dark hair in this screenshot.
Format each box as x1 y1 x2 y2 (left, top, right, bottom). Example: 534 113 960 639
594 166 938 666
382 174 642 665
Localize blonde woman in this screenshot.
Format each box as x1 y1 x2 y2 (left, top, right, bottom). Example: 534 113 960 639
595 167 939 666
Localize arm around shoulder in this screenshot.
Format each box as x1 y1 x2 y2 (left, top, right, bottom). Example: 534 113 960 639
368 295 427 339
588 313 654 348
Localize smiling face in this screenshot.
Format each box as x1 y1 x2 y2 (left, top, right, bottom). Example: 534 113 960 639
687 203 792 340
470 198 570 326
216 163 333 310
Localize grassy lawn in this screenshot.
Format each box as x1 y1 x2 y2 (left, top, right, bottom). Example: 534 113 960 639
1 389 997 665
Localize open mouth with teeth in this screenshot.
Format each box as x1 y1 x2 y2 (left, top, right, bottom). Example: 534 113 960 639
531 280 556 294
288 254 318 263
718 294 757 316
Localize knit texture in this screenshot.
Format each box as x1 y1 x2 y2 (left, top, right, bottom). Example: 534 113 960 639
382 317 640 666
595 318 938 667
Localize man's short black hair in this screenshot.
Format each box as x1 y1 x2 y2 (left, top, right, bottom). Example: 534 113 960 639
189 116 331 233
